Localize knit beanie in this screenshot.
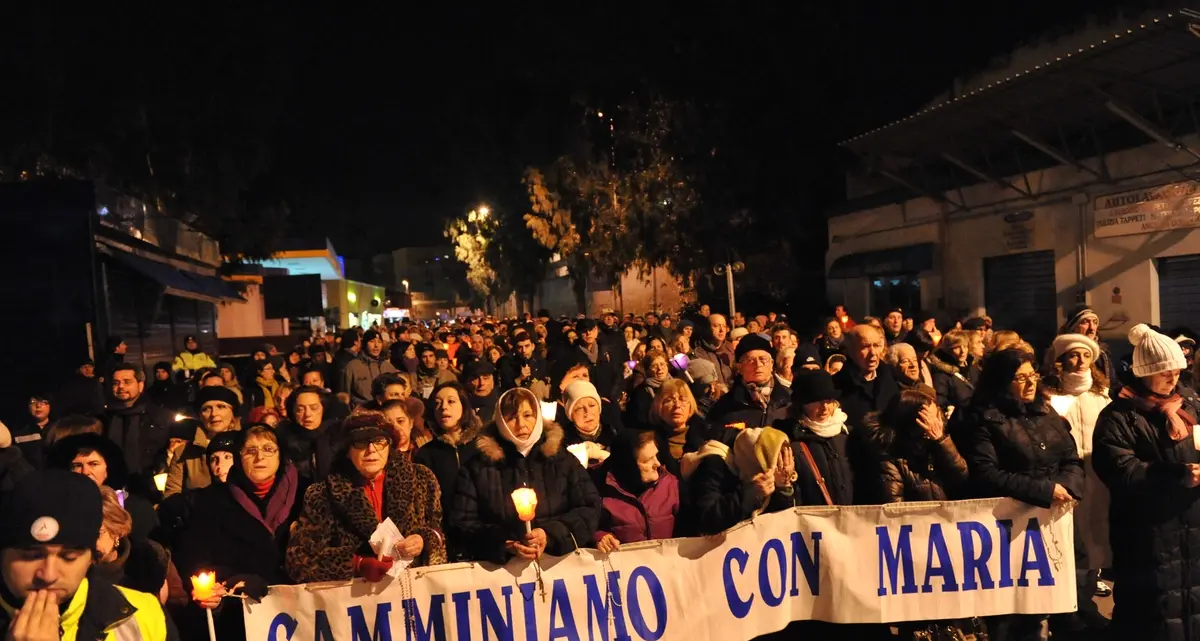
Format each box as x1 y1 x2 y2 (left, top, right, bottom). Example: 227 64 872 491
563 381 602 419
728 426 789 483
1129 323 1187 378
1051 333 1100 362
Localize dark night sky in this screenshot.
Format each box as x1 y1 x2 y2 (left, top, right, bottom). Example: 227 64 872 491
6 1 1167 258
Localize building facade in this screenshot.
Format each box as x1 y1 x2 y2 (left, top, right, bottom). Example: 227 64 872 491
829 12 1200 350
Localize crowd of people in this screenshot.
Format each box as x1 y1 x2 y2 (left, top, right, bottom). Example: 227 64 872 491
4 303 1200 641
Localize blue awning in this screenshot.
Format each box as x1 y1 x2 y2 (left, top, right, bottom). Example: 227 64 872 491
827 243 936 279
108 250 244 303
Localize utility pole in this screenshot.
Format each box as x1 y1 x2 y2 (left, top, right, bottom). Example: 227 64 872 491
713 261 745 318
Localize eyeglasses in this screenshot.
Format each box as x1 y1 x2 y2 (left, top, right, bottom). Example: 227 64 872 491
1014 373 1041 385
742 356 773 367
351 438 391 452
241 446 280 459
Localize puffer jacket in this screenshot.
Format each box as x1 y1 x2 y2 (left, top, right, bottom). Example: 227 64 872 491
594 470 679 545
448 421 600 565
1092 390 1200 641
928 351 976 413
869 422 969 503
286 455 445 583
950 399 1084 507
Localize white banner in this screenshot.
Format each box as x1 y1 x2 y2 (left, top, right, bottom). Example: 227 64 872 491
244 498 1075 641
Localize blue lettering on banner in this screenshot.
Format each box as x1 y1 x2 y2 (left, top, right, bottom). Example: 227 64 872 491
877 525 917 596
518 581 539 640
626 567 667 641
583 573 631 641
921 524 957 593
722 547 753 619
958 521 994 591
549 579 580 641
402 595 446 641
314 610 334 641
476 586 516 641
267 613 298 641
1018 518 1054 587
723 532 824 617
349 603 393 641
875 518 1055 597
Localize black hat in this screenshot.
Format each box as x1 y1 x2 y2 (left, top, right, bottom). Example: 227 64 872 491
734 334 776 363
206 431 243 458
0 470 102 550
791 369 840 406
416 342 436 356
184 335 197 343
962 317 989 331
795 343 821 368
46 433 130 490
195 386 241 412
169 417 203 442
463 360 497 381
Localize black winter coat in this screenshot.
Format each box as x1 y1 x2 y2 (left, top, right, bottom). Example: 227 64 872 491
1092 392 1200 641
653 415 712 480
706 380 791 434
785 425 857 506
105 398 173 475
413 416 484 555
833 365 899 431
928 352 976 413
950 399 1084 507
689 452 780 534
448 421 601 565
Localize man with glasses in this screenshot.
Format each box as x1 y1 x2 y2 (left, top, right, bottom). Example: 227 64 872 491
707 334 792 443
12 393 52 469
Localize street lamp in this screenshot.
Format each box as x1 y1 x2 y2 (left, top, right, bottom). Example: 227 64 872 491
478 205 490 219
713 261 745 319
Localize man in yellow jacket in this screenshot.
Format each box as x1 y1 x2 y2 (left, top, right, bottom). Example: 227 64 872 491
0 470 177 641
172 335 218 377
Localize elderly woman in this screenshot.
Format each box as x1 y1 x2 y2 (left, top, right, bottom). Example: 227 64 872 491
378 398 432 457
626 350 673 428
560 381 619 470
175 425 303 641
648 379 712 478
287 413 445 582
449 388 601 565
928 329 977 414
594 430 679 553
1093 325 1200 641
165 386 242 497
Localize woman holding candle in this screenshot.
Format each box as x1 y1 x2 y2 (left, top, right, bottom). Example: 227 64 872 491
174 426 303 641
449 387 601 564
286 412 445 583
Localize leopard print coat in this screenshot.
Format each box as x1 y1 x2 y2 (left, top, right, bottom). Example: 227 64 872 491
285 453 445 583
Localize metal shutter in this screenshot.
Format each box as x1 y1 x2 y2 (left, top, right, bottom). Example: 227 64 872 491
984 250 1057 352
1158 255 1200 331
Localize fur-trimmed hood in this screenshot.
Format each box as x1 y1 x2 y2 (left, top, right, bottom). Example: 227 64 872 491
432 411 484 448
928 350 964 376
475 420 566 463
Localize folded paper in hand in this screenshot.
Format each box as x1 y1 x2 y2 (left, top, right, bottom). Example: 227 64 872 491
369 518 412 577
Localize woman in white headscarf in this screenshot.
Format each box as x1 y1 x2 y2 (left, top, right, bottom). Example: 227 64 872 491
448 387 601 565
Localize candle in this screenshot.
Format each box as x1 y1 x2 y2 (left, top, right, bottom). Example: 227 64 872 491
671 353 689 370
511 488 538 534
539 401 558 422
153 473 168 493
191 571 217 601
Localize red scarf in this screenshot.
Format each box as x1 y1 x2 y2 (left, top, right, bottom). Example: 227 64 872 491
1119 386 1195 441
363 474 385 522
252 477 275 499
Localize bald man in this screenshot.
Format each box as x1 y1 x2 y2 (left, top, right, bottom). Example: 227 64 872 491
833 325 899 432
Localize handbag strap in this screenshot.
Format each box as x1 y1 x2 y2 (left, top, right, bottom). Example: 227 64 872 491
797 442 834 506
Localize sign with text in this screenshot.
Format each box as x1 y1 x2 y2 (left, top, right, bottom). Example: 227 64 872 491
1095 181 1200 238
245 498 1075 641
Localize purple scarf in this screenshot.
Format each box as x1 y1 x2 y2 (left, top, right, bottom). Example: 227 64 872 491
229 464 298 533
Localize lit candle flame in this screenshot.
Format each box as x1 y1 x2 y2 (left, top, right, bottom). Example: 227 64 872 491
511 488 538 522
153 473 168 493
191 571 217 600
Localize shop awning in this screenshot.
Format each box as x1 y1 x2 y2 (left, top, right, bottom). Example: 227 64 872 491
827 243 936 278
109 250 244 303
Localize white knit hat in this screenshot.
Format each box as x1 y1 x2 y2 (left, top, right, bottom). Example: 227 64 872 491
1051 333 1100 362
1129 323 1187 378
562 380 602 418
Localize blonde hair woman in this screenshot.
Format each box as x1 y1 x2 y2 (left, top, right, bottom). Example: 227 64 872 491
648 379 709 478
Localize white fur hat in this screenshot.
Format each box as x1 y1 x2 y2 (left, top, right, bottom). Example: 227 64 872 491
1051 333 1100 362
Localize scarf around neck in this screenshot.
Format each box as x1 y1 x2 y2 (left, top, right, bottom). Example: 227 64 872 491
801 408 849 439
229 464 298 533
1061 370 1093 396
1119 386 1195 441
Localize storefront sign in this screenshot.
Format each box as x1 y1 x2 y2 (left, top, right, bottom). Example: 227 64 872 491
1003 211 1035 251
1094 182 1200 238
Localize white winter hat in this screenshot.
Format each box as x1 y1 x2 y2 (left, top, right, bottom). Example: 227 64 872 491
1051 333 1100 362
562 381 602 419
1129 323 1188 378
